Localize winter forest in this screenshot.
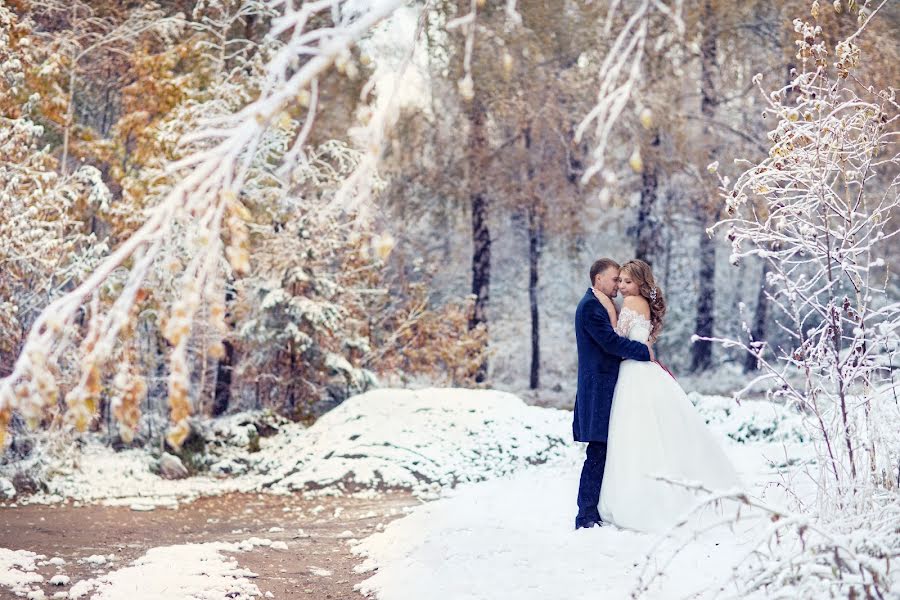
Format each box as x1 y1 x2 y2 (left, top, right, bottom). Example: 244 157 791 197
0 0 898 598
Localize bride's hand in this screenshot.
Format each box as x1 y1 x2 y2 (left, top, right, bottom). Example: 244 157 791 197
591 287 612 309
591 287 618 325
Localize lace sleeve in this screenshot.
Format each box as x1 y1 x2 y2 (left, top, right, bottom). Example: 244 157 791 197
615 308 638 337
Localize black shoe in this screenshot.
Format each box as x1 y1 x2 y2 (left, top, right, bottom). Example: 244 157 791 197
575 519 602 530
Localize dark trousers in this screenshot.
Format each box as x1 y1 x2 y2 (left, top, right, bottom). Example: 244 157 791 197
575 441 607 526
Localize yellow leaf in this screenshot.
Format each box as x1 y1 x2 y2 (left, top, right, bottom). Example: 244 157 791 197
629 148 643 173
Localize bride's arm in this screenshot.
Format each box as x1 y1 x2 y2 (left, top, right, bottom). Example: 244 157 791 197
591 288 617 328
583 301 651 362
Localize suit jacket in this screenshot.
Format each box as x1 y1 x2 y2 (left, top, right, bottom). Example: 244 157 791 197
573 288 651 442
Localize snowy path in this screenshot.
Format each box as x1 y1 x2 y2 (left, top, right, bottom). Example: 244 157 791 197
0 492 418 600
353 440 805 600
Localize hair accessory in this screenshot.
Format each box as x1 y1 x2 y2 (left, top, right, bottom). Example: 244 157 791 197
649 287 658 301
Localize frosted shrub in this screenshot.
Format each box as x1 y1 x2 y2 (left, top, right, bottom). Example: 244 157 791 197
685 8 900 598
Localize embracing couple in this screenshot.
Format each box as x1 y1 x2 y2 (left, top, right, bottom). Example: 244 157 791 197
573 258 740 532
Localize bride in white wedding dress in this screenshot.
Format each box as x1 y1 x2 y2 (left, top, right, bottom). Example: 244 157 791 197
593 260 741 533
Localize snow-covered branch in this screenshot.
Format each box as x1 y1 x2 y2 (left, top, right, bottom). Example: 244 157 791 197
574 0 683 184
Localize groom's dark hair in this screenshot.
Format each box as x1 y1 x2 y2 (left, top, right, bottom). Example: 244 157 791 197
590 258 620 285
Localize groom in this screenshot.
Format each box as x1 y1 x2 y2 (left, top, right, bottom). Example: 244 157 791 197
574 258 654 529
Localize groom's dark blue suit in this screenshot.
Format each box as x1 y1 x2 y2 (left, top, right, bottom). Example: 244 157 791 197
573 288 651 528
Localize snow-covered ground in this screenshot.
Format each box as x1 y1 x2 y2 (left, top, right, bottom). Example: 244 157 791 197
1 387 836 599
349 393 816 600
352 465 758 599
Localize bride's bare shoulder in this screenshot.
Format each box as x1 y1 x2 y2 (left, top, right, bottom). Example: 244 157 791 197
622 295 650 317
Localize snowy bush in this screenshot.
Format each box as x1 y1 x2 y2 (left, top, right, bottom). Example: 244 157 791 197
262 388 574 498
694 7 900 597
690 393 807 444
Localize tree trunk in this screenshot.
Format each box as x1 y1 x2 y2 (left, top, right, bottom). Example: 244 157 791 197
467 98 491 383
522 125 542 390
744 261 770 372
634 130 662 264
211 341 235 416
470 191 491 383
528 202 542 390
211 283 236 416
691 230 716 372
690 0 719 373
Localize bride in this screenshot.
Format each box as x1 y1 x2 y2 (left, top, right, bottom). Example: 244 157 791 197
591 259 741 532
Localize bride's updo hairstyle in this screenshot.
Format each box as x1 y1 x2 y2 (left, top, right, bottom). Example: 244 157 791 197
620 259 667 342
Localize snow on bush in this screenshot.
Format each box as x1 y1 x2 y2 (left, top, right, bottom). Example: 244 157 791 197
263 388 575 498
5 388 575 504
689 393 807 443
691 8 900 597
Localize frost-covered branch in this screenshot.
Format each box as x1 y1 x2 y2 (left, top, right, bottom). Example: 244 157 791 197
633 479 898 599
707 12 899 494
574 0 683 184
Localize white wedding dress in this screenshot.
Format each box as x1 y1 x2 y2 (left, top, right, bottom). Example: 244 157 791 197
598 307 741 532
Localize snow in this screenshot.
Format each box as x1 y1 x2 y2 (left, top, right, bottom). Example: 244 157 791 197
689 393 807 444
67 542 261 600
349 395 821 600
0 477 15 499
0 549 44 596
12 388 573 506
3 388 880 598
235 538 272 551
353 464 765 599
265 388 574 498
14 443 249 507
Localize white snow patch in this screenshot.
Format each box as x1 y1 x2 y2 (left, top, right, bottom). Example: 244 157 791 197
68 542 260 600
0 549 45 596
235 537 273 552
0 477 15 499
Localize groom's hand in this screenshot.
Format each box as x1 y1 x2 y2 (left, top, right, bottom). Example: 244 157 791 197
646 344 655 362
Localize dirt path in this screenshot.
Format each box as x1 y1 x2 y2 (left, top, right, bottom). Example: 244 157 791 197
0 491 419 599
